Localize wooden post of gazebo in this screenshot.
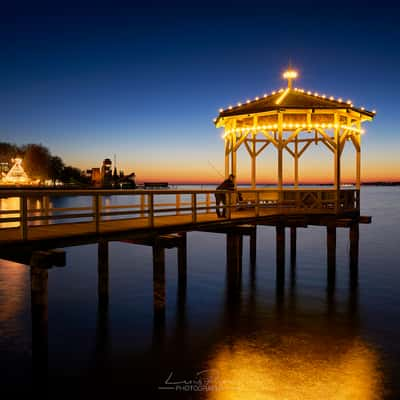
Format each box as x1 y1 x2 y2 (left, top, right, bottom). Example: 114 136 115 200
215 68 375 209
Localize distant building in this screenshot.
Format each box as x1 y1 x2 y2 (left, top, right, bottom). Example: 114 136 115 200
88 158 136 188
91 168 101 186
101 158 113 187
119 172 136 188
0 162 9 176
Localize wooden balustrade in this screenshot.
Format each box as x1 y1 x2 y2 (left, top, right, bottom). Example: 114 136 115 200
0 188 360 240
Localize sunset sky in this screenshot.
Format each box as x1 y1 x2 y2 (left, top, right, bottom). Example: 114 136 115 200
2 2 400 183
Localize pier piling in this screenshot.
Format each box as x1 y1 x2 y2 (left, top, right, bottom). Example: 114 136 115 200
30 255 49 384
349 222 359 287
98 240 109 301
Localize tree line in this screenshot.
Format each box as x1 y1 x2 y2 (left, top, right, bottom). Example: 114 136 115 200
0 142 89 185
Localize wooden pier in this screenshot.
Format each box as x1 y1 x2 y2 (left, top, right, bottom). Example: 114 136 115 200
0 185 370 383
0 187 360 247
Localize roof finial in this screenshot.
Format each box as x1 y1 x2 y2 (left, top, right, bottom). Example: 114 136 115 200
283 67 298 89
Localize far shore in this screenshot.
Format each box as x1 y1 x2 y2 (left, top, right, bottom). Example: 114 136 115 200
0 182 399 190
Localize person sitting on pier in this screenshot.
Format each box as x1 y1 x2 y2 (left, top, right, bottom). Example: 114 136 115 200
215 174 235 218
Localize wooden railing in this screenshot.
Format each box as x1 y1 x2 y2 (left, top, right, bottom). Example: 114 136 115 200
0 188 359 240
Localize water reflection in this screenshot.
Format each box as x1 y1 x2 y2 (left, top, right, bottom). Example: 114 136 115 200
0 259 27 322
148 224 383 399
204 227 382 400
0 197 20 228
0 217 386 398
206 336 381 400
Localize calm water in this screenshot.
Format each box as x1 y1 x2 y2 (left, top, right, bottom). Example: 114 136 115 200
0 186 399 399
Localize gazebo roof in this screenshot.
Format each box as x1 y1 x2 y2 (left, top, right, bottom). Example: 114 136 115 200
215 87 375 124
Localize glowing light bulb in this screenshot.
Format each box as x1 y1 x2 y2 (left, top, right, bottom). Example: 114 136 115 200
283 69 298 79
219 108 223 112
238 102 242 106
228 105 232 110
307 91 311 95
338 98 343 102
255 96 259 100
329 96 334 100
263 93 267 97
246 100 250 104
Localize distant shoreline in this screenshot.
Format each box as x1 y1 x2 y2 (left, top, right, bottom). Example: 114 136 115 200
0 182 399 190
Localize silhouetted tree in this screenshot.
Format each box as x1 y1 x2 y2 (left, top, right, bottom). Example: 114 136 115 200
21 144 52 181
0 142 19 164
49 156 65 182
0 141 92 186
61 166 90 185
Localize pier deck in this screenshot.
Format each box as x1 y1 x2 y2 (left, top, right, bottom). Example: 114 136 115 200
0 187 360 248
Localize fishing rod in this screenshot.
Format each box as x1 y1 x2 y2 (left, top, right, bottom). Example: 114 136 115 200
208 160 224 179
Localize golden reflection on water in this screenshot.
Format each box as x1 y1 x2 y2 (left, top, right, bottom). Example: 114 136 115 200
0 197 20 228
0 259 27 322
206 334 382 400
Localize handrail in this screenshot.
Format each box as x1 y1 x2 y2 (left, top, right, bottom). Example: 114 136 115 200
0 186 357 197
0 188 360 240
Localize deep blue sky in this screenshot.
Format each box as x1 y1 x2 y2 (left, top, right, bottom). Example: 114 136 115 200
2 1 399 182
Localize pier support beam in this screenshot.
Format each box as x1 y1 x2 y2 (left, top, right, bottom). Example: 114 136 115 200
276 225 285 270
349 222 359 287
226 232 243 304
289 227 297 301
152 240 166 352
177 233 187 286
29 249 65 385
276 225 285 301
153 242 166 313
30 250 66 385
226 232 243 279
326 225 336 270
326 225 337 315
30 263 48 381
225 232 243 328
326 225 336 296
249 227 257 268
175 234 187 346
290 227 297 268
98 240 109 302
177 233 187 333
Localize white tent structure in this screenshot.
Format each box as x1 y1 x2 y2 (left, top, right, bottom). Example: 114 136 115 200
2 158 31 184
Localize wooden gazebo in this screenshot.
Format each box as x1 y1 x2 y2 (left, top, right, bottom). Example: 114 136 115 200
214 69 375 191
